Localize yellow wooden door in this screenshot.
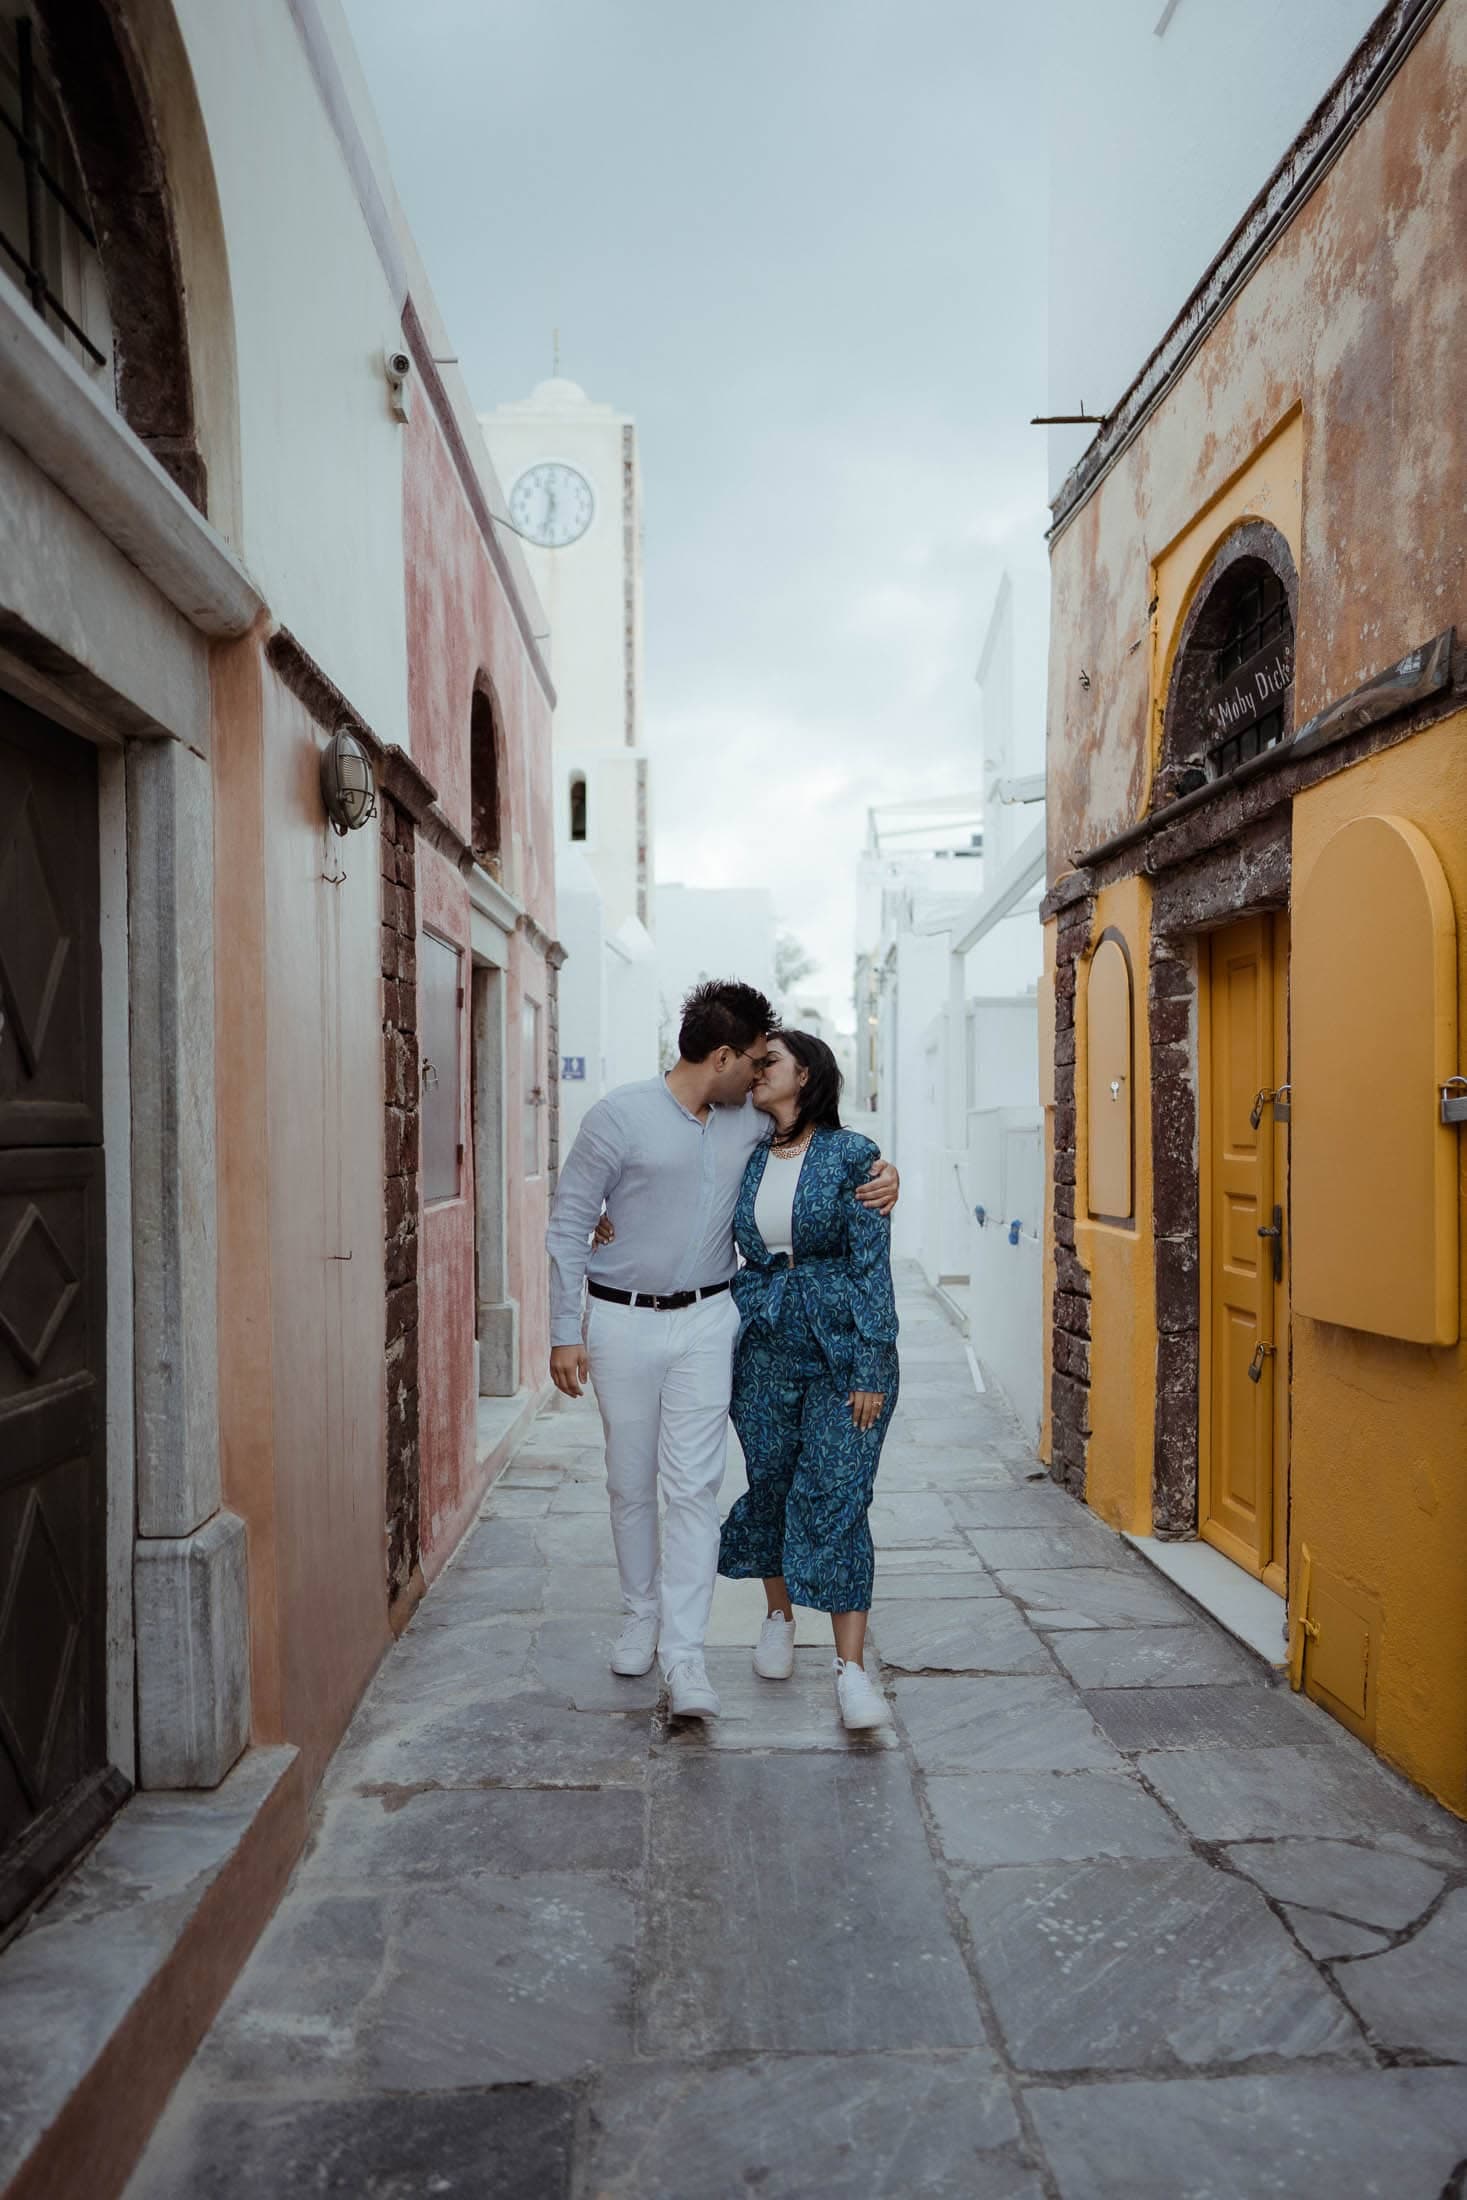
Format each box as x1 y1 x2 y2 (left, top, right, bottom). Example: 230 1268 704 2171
1201 914 1289 1589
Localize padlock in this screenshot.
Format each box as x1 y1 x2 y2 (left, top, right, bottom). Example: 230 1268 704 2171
1441 1076 1467 1125
1247 1341 1276 1385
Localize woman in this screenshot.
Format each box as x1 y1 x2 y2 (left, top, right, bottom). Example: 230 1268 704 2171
717 1030 899 1731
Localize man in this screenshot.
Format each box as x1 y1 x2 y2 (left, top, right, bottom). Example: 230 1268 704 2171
547 979 897 1719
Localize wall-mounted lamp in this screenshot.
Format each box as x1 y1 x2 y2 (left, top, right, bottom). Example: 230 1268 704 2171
321 722 377 837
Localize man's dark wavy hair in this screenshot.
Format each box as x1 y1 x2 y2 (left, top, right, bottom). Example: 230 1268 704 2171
770 1028 843 1148
678 979 779 1063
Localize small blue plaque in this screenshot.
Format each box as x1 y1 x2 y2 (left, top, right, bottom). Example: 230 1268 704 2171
561 1055 587 1081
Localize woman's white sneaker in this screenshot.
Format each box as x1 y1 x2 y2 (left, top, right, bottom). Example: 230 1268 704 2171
609 1615 658 1676
753 1613 796 1679
834 1657 891 1731
664 1657 721 1719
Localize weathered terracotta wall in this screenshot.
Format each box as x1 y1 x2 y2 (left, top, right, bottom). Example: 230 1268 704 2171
401 376 556 1576
214 645 390 1795
415 839 475 1570
1046 2 1467 880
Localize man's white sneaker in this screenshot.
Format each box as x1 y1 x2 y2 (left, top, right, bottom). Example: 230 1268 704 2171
753 1613 796 1680
834 1657 891 1731
664 1657 722 1719
610 1615 658 1676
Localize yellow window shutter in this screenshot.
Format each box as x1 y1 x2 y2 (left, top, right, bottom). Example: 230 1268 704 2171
1086 935 1133 1220
1292 813 1459 1345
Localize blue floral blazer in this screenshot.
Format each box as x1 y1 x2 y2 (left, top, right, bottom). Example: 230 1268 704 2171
731 1127 899 1394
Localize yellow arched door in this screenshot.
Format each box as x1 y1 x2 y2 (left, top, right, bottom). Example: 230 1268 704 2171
1200 914 1290 1590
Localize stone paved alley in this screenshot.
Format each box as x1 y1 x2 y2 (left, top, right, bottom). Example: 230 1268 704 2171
128 1275 1467 2199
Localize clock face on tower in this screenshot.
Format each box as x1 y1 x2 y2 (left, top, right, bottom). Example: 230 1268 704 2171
509 462 595 548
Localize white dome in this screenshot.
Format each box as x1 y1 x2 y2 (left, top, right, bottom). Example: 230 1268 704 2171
529 376 590 408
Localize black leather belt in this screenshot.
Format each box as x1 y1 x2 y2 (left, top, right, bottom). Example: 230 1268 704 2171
588 1279 731 1312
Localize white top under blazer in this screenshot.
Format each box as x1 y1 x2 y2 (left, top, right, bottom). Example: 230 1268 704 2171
753 1146 806 1254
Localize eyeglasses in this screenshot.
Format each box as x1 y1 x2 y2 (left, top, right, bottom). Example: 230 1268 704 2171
733 1049 774 1072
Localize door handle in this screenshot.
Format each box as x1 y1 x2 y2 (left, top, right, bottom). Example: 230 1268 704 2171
1257 1203 1284 1284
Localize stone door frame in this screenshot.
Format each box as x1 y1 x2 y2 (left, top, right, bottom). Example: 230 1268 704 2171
1148 809 1292 1537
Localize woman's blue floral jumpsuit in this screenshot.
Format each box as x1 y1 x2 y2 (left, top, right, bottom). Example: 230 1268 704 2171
718 1128 899 1613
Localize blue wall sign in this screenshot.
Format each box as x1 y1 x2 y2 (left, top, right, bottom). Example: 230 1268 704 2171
561 1056 587 1081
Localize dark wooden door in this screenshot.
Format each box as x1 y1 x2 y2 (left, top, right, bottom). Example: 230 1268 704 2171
0 698 122 1937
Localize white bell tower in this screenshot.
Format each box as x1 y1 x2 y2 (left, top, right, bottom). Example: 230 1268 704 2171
480 377 659 1136
480 377 651 934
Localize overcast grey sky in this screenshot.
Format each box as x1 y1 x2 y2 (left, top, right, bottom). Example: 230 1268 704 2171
342 0 1049 1016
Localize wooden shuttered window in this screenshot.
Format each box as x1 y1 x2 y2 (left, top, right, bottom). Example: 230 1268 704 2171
1292 814 1458 1346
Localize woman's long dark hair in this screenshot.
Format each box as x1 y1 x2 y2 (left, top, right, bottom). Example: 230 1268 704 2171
769 1029 843 1148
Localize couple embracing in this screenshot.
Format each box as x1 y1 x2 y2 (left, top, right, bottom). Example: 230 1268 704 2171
546 980 901 1729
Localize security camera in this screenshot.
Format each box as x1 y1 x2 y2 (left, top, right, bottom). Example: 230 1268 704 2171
384 345 412 423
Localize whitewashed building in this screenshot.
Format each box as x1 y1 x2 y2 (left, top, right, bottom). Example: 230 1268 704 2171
853 568 1049 1438
481 378 658 1137
654 882 779 1063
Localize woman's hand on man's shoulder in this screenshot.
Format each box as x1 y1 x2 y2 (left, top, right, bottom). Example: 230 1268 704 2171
848 1132 898 1215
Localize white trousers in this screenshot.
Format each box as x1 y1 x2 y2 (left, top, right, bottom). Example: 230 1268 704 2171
586 1289 740 1667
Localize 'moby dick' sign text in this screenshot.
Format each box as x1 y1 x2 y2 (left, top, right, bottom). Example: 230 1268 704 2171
1207 639 1294 740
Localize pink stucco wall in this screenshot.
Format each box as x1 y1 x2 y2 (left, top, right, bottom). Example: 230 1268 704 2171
402 392 556 1574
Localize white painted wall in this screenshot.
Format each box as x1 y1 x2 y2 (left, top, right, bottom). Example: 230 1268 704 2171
655 884 779 1056
852 563 1048 1437
961 1099 1045 1439
555 854 658 1147
173 0 411 745
1047 0 1383 494
481 380 651 936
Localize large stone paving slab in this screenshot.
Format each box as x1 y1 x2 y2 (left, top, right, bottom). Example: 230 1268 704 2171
534 1512 621 1564
960 1858 1365 2073
294 1786 647 1888
328 1692 649 1793
1046 1624 1262 1690
128 2084 579 2199
1332 1888 1467 2060
531 1616 662 1711
639 1754 989 2055
867 1491 966 1545
655 1649 899 1755
1221 1837 1445 1930
1080 1683 1320 1754
1139 1743 1467 1860
964 1519 1126 1570
359 1613 533 1703
893 1676 1121 1775
877 1453 1018 1491
872 1567 1004 1602
541 1564 626 1613
924 1770 1189 1869
482 1484 554 1516
195 1874 636 2090
1026 2067 1467 2199
451 1518 543 1568
997 1566 1195 1629
872 1600 1052 1675
946 1484 1090 1528
584 2054 1039 2200
410 1564 548 1623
